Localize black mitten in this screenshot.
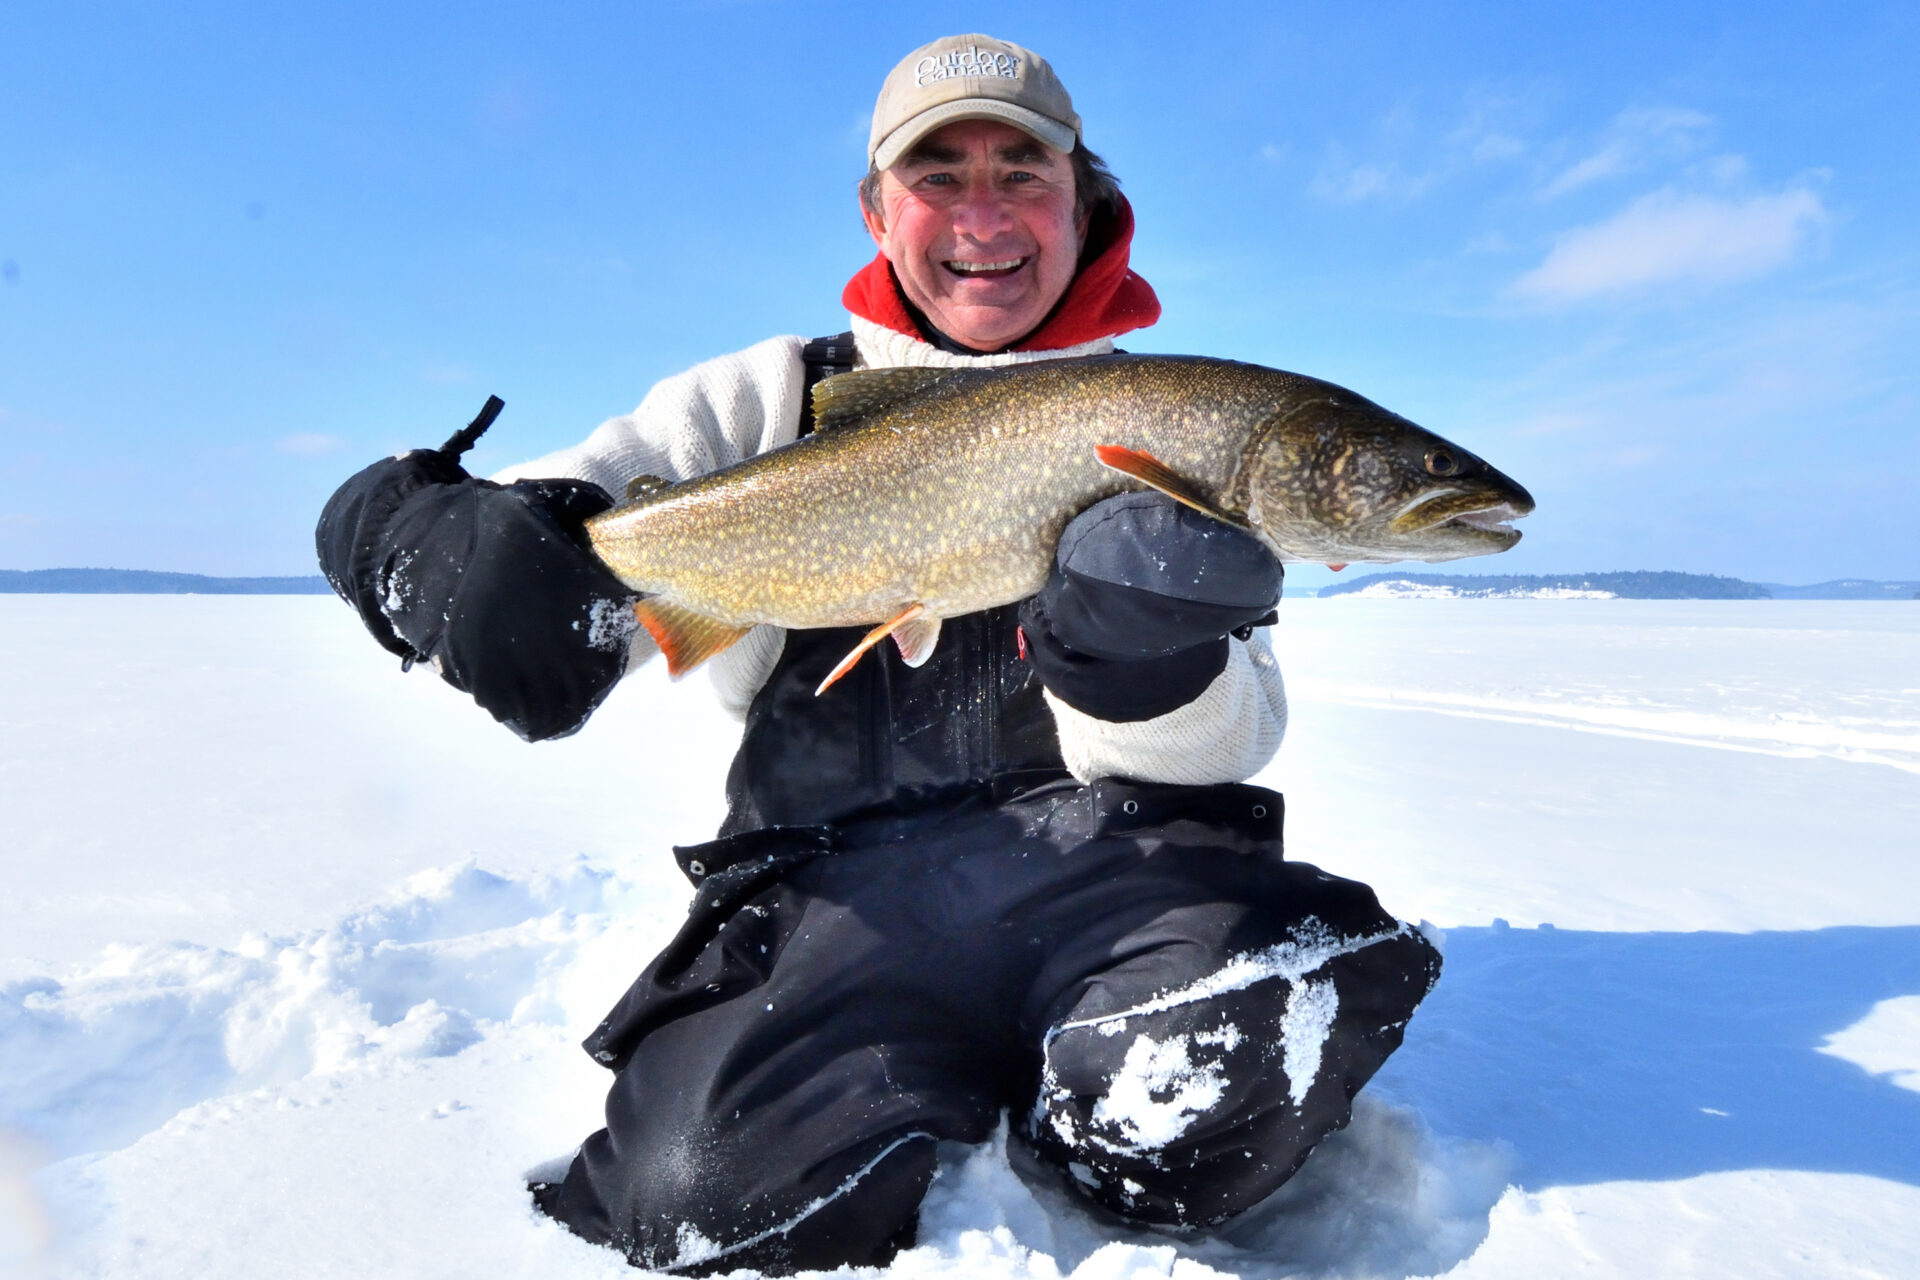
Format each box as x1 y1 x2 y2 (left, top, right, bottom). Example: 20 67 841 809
1019 492 1281 722
315 402 638 741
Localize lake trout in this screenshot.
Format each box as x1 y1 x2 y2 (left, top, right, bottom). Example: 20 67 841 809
584 354 1534 692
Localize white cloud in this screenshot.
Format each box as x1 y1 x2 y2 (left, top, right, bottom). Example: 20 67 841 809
1540 140 1634 198
277 433 343 456
1309 96 1527 204
1512 187 1827 303
1540 107 1713 199
1620 106 1713 137
1699 154 1749 184
1310 157 1430 203
1462 231 1517 256
1471 134 1525 162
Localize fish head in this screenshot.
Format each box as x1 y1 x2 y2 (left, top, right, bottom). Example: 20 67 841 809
1245 385 1535 564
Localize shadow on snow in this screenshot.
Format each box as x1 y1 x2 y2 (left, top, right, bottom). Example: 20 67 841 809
1372 923 1920 1189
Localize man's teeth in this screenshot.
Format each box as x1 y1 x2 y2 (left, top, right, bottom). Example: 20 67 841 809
946 258 1027 273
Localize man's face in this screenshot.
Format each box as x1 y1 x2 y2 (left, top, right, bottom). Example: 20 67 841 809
862 119 1087 352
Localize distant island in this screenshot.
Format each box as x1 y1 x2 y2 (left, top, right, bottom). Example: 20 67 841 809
1317 571 1920 600
0 568 333 595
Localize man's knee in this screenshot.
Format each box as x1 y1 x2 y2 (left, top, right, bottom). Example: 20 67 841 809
1027 990 1297 1225
1025 918 1441 1226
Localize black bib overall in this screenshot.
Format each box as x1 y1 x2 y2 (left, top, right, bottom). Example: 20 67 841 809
533 338 1442 1276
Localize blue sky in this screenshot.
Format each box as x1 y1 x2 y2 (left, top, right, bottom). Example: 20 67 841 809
3 1 1915 583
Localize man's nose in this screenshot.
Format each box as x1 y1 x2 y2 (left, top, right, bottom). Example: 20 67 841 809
950 177 1017 240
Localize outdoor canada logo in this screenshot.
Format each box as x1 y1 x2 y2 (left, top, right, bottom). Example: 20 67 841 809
915 46 1021 87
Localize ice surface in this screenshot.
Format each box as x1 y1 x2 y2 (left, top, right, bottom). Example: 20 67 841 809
2 596 1917 1277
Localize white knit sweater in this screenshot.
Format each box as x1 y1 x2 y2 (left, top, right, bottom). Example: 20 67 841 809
496 316 1288 784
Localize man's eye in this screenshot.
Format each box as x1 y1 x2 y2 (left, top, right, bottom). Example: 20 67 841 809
1006 171 1035 183
921 172 954 186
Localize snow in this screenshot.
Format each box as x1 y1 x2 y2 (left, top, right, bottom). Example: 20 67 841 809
1278 980 1338 1110
1820 996 1920 1093
1090 1033 1231 1150
3 595 1917 1278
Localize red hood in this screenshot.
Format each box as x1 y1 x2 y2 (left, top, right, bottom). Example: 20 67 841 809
841 195 1161 353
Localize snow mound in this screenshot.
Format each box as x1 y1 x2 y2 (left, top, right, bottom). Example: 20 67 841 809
8 858 1508 1280
0 860 642 1164
904 1103 1511 1280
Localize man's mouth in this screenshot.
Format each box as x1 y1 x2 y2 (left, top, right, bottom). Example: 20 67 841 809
944 257 1030 279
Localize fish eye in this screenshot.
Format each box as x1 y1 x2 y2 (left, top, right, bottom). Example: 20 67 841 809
1425 449 1459 477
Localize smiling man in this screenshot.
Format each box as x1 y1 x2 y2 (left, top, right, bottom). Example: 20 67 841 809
317 33 1440 1276
862 121 1085 349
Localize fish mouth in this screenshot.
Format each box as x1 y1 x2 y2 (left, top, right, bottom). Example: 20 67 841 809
1390 490 1531 540
944 256 1030 279
1450 503 1525 537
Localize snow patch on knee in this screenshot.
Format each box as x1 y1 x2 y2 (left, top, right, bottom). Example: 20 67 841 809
1280 977 1338 1108
1091 1032 1231 1150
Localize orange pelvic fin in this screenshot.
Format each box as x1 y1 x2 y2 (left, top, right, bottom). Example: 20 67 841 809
633 598 751 678
816 604 928 696
1094 445 1247 528
1327 563 1349 572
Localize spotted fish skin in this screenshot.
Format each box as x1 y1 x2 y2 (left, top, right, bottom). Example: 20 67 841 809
583 355 1533 666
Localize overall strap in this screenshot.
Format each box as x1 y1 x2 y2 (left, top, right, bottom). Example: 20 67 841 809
797 331 857 437
717 329 1070 837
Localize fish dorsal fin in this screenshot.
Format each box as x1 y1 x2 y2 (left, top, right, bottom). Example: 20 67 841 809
810 367 960 432
624 474 672 501
1094 445 1251 529
633 598 752 678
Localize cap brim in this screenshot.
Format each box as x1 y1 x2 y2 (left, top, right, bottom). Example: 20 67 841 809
872 100 1077 170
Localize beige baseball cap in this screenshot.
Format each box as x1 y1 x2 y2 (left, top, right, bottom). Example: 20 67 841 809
868 34 1082 170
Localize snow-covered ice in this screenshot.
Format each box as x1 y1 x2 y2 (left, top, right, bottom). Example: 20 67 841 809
3 595 1917 1278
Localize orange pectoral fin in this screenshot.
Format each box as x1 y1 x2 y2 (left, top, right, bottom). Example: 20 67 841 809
1093 445 1248 528
816 604 928 696
633 598 751 678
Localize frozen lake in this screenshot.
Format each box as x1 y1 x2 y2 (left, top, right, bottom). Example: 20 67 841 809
3 596 1917 1277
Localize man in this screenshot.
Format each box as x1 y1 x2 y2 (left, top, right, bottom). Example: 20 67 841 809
317 34 1439 1276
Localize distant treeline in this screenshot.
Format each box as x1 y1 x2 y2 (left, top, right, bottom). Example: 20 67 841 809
5 566 1914 600
0 568 334 594
1757 579 1920 600
1317 571 1920 600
